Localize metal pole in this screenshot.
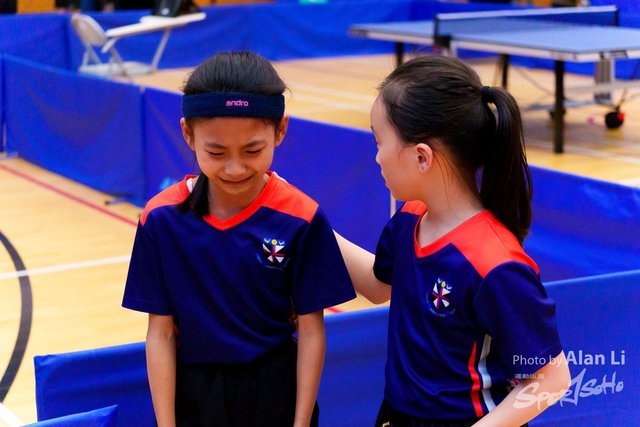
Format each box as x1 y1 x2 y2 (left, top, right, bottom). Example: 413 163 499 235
501 54 510 89
554 60 565 154
395 42 404 68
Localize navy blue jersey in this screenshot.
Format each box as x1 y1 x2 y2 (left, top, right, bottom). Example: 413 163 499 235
123 172 355 364
374 201 562 420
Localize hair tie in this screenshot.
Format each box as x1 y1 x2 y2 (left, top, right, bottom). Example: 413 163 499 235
481 86 492 104
182 92 285 119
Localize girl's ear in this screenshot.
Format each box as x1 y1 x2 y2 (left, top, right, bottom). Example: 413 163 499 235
414 143 433 173
274 115 289 147
180 118 195 150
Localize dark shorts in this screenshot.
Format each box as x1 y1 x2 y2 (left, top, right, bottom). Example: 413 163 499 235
175 340 319 427
374 399 529 427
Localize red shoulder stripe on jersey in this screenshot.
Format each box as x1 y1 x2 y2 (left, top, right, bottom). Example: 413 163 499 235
468 341 485 417
262 172 318 223
402 202 429 258
140 176 193 225
400 200 427 216
452 212 538 278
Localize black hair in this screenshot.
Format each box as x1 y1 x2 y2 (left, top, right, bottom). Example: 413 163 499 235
378 55 532 245
178 51 287 217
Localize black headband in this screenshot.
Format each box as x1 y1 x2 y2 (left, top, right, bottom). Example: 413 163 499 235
181 92 285 119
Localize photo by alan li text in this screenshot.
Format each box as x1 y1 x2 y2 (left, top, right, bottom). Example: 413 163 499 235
512 350 627 410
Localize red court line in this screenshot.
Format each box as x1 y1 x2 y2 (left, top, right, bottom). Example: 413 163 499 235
0 164 138 227
326 307 343 314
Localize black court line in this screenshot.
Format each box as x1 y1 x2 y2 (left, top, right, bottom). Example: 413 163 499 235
0 230 33 402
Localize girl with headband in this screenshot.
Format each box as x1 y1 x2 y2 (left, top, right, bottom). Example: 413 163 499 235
336 55 571 427
122 51 355 427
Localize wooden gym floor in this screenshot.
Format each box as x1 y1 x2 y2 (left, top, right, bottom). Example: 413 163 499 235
1 54 639 425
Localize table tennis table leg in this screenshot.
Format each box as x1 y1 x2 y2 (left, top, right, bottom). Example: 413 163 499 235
553 60 565 154
395 42 404 68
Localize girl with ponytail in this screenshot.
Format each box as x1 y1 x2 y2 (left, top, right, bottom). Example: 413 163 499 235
336 55 570 427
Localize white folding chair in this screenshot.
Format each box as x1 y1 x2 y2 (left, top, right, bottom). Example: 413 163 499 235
70 14 150 79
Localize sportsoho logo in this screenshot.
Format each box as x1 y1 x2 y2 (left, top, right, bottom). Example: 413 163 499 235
512 350 626 410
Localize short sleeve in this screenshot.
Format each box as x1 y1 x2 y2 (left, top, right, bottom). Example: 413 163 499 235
122 220 173 315
290 208 356 314
474 262 563 377
373 218 396 285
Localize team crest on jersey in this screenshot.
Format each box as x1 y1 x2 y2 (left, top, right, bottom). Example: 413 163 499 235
262 238 287 266
428 277 456 317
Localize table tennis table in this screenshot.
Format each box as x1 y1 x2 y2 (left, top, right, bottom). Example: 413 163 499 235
349 6 640 153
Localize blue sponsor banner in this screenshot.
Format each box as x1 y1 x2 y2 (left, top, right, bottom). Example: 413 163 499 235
4 56 144 203
528 167 640 282
33 269 640 426
143 87 198 202
0 14 70 69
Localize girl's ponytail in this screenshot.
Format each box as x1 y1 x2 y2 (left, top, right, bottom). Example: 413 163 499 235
479 86 532 245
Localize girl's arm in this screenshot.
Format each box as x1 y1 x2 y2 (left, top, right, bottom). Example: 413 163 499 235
334 232 391 304
146 313 178 427
294 310 326 427
473 351 572 427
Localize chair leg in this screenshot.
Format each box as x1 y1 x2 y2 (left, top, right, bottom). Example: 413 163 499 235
106 57 114 78
150 29 172 72
80 45 103 71
109 48 134 82
86 45 103 65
